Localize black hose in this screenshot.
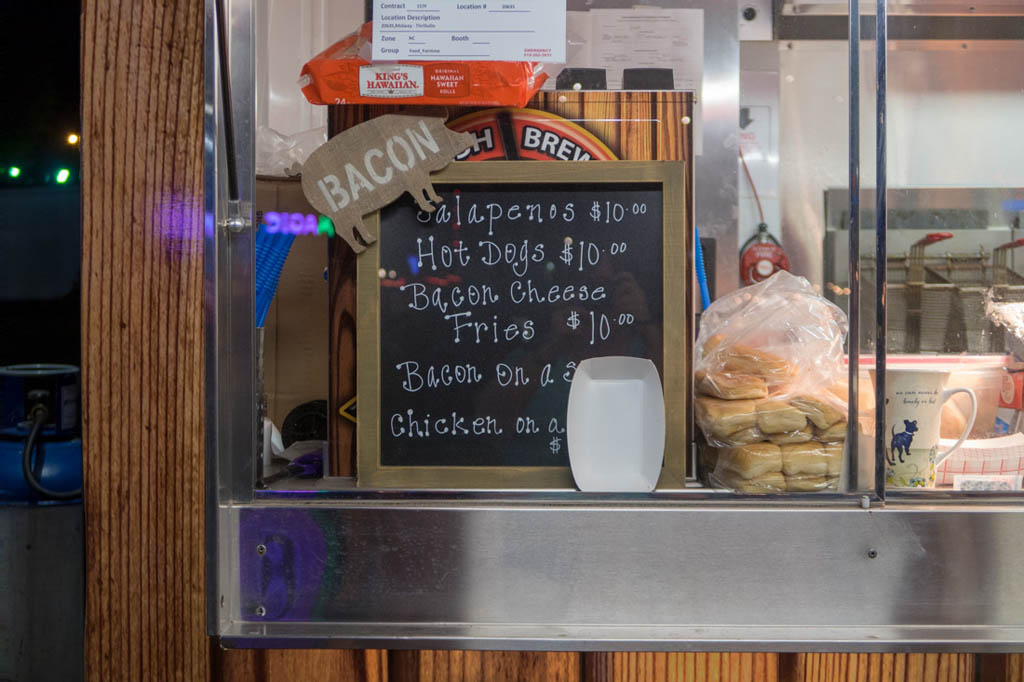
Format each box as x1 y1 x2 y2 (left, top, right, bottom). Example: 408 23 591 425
216 0 239 203
22 406 82 500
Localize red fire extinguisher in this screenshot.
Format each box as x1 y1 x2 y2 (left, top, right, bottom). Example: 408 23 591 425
740 222 790 286
738 148 789 286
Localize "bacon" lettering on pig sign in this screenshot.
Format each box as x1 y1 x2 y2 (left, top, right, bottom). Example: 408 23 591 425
300 114 475 253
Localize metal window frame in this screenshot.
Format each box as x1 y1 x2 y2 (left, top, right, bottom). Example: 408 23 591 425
206 0 1024 650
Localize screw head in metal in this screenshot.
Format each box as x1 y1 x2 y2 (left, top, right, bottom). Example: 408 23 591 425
867 548 878 559
742 6 757 21
224 216 247 233
255 606 266 617
256 543 267 555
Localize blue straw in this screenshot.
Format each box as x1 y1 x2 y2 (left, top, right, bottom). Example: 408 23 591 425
254 226 295 327
694 225 712 310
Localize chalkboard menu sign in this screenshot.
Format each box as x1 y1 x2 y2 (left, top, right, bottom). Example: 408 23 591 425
357 162 687 488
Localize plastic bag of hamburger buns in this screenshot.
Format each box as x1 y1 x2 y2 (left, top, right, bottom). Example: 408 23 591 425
694 271 849 493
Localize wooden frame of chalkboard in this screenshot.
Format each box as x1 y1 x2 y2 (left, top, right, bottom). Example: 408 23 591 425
356 161 687 488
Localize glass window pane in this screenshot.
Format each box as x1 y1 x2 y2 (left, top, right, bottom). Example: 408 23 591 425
882 6 1024 495
248 1 891 498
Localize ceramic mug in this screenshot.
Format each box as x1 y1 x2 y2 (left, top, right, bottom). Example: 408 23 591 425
873 368 978 488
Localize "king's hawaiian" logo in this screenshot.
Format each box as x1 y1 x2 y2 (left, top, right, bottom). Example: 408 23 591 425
360 65 424 98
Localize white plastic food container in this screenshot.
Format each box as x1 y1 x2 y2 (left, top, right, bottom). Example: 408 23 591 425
566 356 666 492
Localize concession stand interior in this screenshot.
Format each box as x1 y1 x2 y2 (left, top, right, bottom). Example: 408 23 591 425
81 0 1024 679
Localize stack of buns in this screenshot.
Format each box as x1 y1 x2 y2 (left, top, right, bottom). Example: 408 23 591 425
696 336 847 493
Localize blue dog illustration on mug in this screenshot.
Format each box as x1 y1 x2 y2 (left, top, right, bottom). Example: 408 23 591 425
888 419 919 464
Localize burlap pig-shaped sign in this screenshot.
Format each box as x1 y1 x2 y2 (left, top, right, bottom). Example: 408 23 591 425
299 114 476 253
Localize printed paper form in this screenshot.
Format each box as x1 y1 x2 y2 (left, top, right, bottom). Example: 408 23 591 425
372 0 566 62
589 9 703 92
542 9 705 154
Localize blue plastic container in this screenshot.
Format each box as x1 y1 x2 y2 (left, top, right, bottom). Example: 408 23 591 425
0 364 80 440
0 438 83 504
0 364 82 503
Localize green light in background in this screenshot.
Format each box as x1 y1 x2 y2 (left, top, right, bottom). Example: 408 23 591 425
55 168 71 184
8 166 20 178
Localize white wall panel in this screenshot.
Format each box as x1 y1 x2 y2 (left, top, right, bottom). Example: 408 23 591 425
779 40 1024 285
256 0 365 136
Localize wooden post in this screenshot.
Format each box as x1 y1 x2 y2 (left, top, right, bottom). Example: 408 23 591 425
82 0 208 678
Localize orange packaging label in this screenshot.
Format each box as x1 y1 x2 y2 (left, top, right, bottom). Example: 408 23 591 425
999 371 1024 409
425 65 471 98
301 23 545 107
359 65 424 98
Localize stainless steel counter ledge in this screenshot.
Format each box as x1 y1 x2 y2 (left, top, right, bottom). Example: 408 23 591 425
213 504 1024 649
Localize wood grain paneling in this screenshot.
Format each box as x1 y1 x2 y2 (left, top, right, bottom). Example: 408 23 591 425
1011 654 1024 682
567 92 623 156
327 240 359 476
978 654 1024 682
586 652 779 682
213 647 387 682
82 0 207 680
389 650 581 682
783 653 975 682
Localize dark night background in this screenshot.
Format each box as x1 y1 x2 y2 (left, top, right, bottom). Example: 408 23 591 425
0 3 81 172
0 2 82 366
